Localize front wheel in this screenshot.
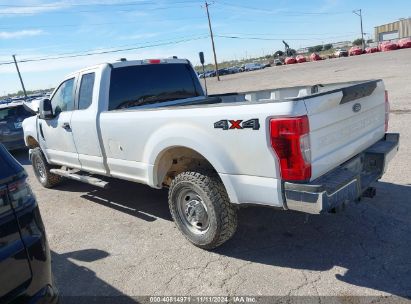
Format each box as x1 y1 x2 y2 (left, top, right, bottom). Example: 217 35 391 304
31 147 63 188
168 171 237 249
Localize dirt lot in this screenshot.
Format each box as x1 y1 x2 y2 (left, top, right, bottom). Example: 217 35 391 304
13 49 411 302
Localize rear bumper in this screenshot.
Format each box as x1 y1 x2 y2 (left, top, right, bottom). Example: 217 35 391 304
284 133 399 214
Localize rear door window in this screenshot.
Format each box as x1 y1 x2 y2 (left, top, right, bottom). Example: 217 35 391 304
78 73 95 110
108 63 203 110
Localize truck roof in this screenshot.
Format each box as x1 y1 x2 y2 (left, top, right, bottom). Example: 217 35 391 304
68 58 190 77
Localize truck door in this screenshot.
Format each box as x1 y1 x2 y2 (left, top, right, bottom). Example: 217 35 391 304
70 70 107 174
38 77 81 168
0 184 32 300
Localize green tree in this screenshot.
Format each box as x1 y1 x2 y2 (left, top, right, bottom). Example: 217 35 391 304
352 38 365 46
313 45 323 52
274 50 284 57
323 44 333 50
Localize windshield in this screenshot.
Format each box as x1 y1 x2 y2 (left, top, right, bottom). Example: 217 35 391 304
0 105 32 122
108 63 204 110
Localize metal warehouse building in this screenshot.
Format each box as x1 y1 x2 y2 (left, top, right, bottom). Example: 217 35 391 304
375 18 411 42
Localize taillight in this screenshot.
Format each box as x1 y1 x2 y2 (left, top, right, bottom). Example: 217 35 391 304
8 178 34 210
385 90 390 132
270 115 311 181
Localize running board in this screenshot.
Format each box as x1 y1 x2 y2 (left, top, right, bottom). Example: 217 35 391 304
50 169 110 189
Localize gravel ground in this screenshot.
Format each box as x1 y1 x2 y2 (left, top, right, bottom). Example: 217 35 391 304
12 48 411 302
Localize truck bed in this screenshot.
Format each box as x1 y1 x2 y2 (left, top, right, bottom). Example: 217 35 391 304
115 80 381 111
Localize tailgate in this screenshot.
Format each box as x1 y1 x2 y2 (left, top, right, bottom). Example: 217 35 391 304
305 80 386 179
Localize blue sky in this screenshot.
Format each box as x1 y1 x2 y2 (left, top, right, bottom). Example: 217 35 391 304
0 0 410 94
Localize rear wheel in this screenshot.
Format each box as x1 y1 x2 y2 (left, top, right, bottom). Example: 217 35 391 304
168 171 237 249
31 148 63 188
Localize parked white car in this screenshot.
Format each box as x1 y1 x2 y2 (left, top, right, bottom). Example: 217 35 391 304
23 58 399 249
244 62 265 71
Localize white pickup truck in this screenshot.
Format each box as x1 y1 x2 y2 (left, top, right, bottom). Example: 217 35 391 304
22 58 399 249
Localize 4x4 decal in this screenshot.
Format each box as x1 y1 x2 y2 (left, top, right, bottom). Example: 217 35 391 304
214 119 260 130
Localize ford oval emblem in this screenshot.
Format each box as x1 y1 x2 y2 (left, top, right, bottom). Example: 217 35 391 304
353 103 362 113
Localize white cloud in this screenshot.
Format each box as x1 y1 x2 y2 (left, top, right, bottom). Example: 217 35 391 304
0 0 168 17
0 29 45 39
0 2 68 16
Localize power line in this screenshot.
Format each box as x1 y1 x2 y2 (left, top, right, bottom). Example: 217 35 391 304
0 32 209 57
0 1 198 8
14 33 209 59
215 35 313 41
0 16 204 30
218 31 358 37
0 2 200 15
0 35 209 66
215 1 351 15
215 33 359 42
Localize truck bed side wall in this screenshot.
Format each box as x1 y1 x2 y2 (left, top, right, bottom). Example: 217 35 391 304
99 101 307 207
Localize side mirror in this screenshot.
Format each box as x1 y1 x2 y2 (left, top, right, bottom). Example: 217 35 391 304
199 52 205 65
38 99 54 120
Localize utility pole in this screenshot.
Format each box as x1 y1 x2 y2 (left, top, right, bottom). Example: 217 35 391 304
12 55 28 99
353 9 365 50
204 1 220 81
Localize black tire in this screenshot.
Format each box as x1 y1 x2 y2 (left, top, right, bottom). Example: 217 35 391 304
31 147 63 188
168 171 237 249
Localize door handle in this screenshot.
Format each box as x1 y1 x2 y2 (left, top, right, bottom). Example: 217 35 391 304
62 122 71 131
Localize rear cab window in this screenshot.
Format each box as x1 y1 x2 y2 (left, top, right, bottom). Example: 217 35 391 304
0 106 32 122
108 63 203 110
0 105 32 130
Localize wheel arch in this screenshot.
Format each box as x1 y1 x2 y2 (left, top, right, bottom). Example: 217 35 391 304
150 145 239 204
152 145 218 187
26 135 40 148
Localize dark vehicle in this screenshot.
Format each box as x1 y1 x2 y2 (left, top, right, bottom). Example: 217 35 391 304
217 68 230 76
227 66 241 74
205 70 216 78
0 144 58 303
0 102 33 150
